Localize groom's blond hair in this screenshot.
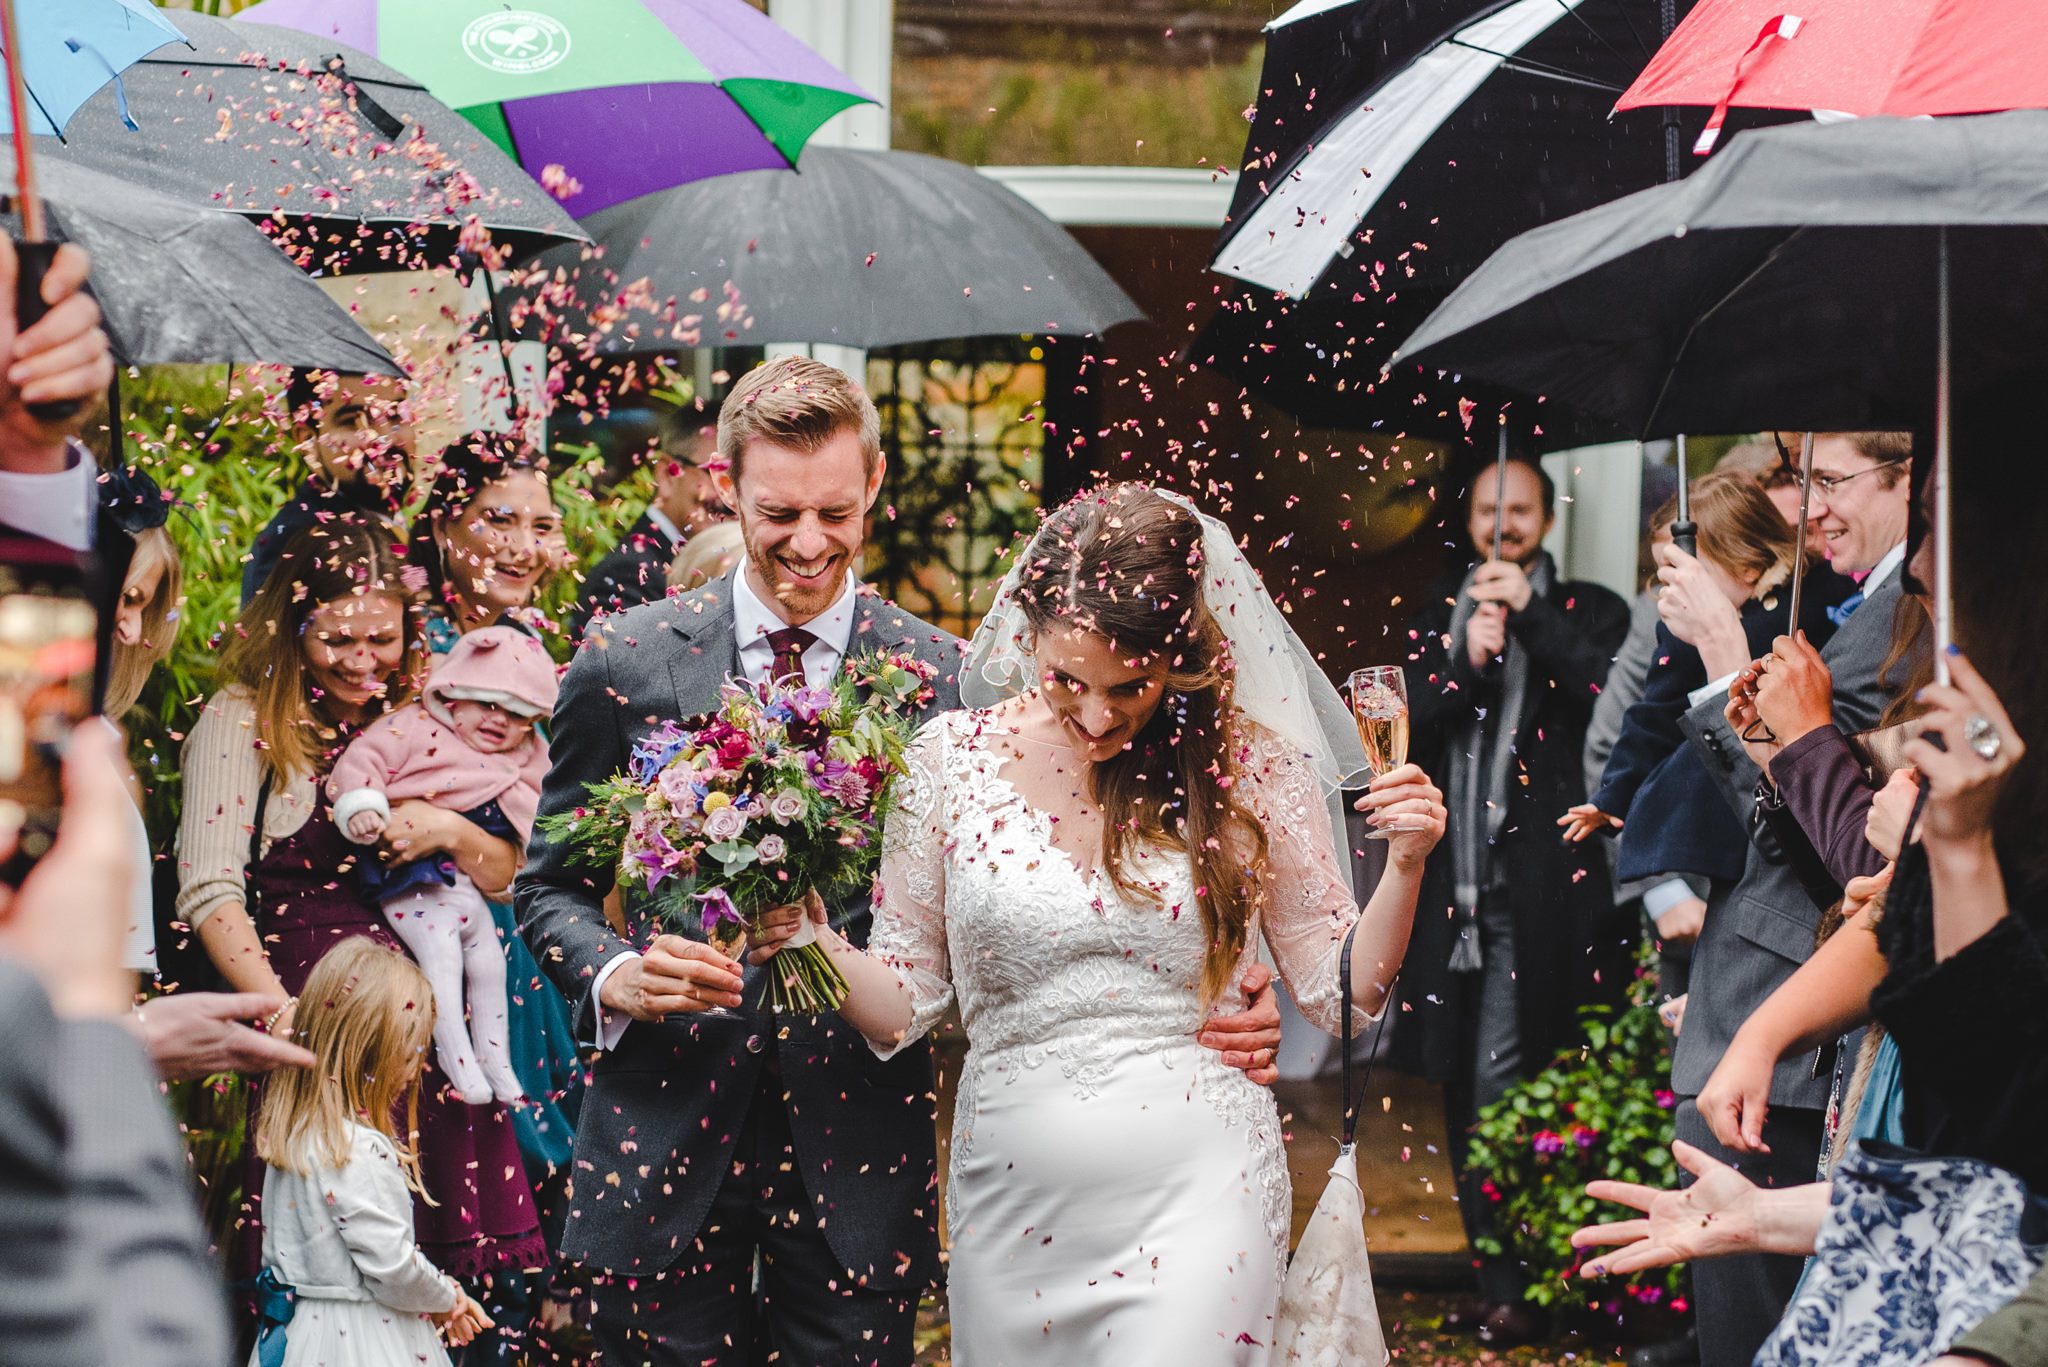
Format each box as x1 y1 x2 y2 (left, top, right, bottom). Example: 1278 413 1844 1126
718 355 881 485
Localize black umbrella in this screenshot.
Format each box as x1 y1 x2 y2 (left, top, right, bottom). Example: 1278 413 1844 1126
508 147 1143 353
51 11 586 272
1195 0 1795 439
15 153 396 373
1395 109 2048 669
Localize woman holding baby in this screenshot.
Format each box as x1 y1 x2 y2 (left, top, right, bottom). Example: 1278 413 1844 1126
178 516 546 1357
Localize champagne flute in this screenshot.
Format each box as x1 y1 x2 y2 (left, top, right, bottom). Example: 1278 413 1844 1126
1349 666 1412 840
692 900 751 1021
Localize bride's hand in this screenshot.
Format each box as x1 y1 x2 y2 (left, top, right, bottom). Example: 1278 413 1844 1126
1196 962 1283 1086
1355 764 1445 869
745 890 828 965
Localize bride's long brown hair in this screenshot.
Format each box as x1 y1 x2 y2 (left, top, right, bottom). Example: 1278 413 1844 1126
1011 484 1268 1004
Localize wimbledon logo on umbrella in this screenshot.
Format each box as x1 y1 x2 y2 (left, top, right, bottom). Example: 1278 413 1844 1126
462 11 572 76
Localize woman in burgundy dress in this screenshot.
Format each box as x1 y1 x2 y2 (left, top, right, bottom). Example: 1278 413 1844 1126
177 522 544 1350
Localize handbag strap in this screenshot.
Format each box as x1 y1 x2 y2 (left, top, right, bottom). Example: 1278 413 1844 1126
1339 917 1397 1150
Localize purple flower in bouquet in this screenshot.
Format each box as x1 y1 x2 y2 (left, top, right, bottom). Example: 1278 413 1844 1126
631 828 693 893
629 722 691 784
694 887 744 934
811 756 870 806
702 804 748 843
756 834 788 864
767 790 806 824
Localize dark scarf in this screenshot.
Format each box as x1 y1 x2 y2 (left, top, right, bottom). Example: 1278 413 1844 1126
1444 551 1556 973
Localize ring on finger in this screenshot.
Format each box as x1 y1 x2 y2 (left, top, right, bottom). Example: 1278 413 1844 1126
1964 714 2004 762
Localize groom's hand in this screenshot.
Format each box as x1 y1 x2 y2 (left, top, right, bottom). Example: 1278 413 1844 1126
1198 962 1283 1086
599 936 745 1020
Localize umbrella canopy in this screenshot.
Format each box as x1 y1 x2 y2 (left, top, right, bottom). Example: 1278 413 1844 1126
238 0 873 217
1391 109 2048 438
1618 0 2048 130
16 153 398 373
54 11 586 271
510 148 1143 352
0 0 182 135
1195 0 1792 437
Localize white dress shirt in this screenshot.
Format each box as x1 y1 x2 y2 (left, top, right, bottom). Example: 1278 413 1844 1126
0 439 95 550
588 568 861 1049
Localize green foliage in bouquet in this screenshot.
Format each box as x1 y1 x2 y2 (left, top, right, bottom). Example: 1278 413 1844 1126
1465 950 1686 1317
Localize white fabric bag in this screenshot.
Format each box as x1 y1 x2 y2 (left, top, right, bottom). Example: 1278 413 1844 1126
1272 921 1392 1366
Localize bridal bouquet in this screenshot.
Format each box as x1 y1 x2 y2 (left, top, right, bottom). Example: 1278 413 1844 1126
541 649 938 1013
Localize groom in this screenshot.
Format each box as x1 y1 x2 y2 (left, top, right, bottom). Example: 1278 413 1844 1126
519 356 1286 1365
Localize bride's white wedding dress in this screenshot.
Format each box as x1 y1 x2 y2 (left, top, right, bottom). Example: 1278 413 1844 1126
867 708 1376 1365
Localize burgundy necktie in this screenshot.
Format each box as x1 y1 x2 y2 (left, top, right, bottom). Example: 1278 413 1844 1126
764 625 815 685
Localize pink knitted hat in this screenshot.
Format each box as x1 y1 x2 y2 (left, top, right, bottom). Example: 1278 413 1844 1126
426 625 560 719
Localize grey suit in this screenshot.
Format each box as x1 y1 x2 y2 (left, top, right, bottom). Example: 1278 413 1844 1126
0 957 228 1366
1669 564 1920 1367
516 574 962 1365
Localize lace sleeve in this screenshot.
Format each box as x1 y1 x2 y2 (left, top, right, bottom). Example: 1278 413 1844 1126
1244 728 1382 1035
867 717 956 1059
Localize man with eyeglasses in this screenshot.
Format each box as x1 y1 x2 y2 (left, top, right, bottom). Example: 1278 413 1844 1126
570 416 733 638
1665 431 1916 1367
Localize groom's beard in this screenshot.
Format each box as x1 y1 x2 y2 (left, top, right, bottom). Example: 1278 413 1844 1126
741 529 856 624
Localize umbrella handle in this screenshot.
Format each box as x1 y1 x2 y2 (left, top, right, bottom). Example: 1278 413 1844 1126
13 240 83 423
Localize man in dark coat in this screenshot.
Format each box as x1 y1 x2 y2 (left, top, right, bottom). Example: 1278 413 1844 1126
568 419 730 639
1395 456 1632 1343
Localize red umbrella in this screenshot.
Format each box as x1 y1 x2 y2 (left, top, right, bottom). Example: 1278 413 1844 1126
1617 0 2048 153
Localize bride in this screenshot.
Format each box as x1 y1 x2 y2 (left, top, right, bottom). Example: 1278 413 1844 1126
754 483 1444 1363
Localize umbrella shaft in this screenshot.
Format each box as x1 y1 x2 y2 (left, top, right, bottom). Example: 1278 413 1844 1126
0 0 40 241
1934 230 1953 686
1492 426 1508 560
1788 432 1816 630
1672 434 1696 557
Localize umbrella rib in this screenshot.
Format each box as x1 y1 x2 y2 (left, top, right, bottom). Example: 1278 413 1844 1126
1548 0 1642 67
1443 40 1625 93
1644 228 1807 434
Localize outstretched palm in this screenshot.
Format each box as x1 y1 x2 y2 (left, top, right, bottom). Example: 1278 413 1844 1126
1571 1141 1760 1277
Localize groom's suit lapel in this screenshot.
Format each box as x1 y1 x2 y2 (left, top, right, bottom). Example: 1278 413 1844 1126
661 572 743 718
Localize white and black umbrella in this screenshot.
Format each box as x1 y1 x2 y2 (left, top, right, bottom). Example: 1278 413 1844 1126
1196 0 1793 440
1395 110 2048 673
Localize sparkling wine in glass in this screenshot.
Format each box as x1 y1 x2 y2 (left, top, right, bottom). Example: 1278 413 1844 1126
1349 666 1411 840
693 912 750 1021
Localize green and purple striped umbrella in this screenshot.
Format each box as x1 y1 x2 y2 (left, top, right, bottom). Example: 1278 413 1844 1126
238 0 873 217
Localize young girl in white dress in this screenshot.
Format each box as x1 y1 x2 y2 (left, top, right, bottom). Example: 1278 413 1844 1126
250 937 494 1366
753 484 1448 1364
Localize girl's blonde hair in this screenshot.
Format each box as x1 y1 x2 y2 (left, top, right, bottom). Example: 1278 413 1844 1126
104 527 183 717
219 523 425 782
666 520 745 592
254 937 437 1197
1690 469 1799 599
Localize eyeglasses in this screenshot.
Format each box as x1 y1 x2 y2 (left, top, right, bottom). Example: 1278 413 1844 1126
1768 435 1908 497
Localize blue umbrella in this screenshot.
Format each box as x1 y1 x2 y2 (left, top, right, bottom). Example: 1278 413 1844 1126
0 0 185 136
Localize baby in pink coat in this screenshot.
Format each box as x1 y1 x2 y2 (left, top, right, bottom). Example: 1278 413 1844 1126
329 626 558 1105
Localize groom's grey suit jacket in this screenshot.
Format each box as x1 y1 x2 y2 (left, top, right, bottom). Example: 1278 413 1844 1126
516 573 962 1285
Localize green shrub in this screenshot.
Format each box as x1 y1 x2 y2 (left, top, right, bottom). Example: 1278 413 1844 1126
1465 951 1687 1318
